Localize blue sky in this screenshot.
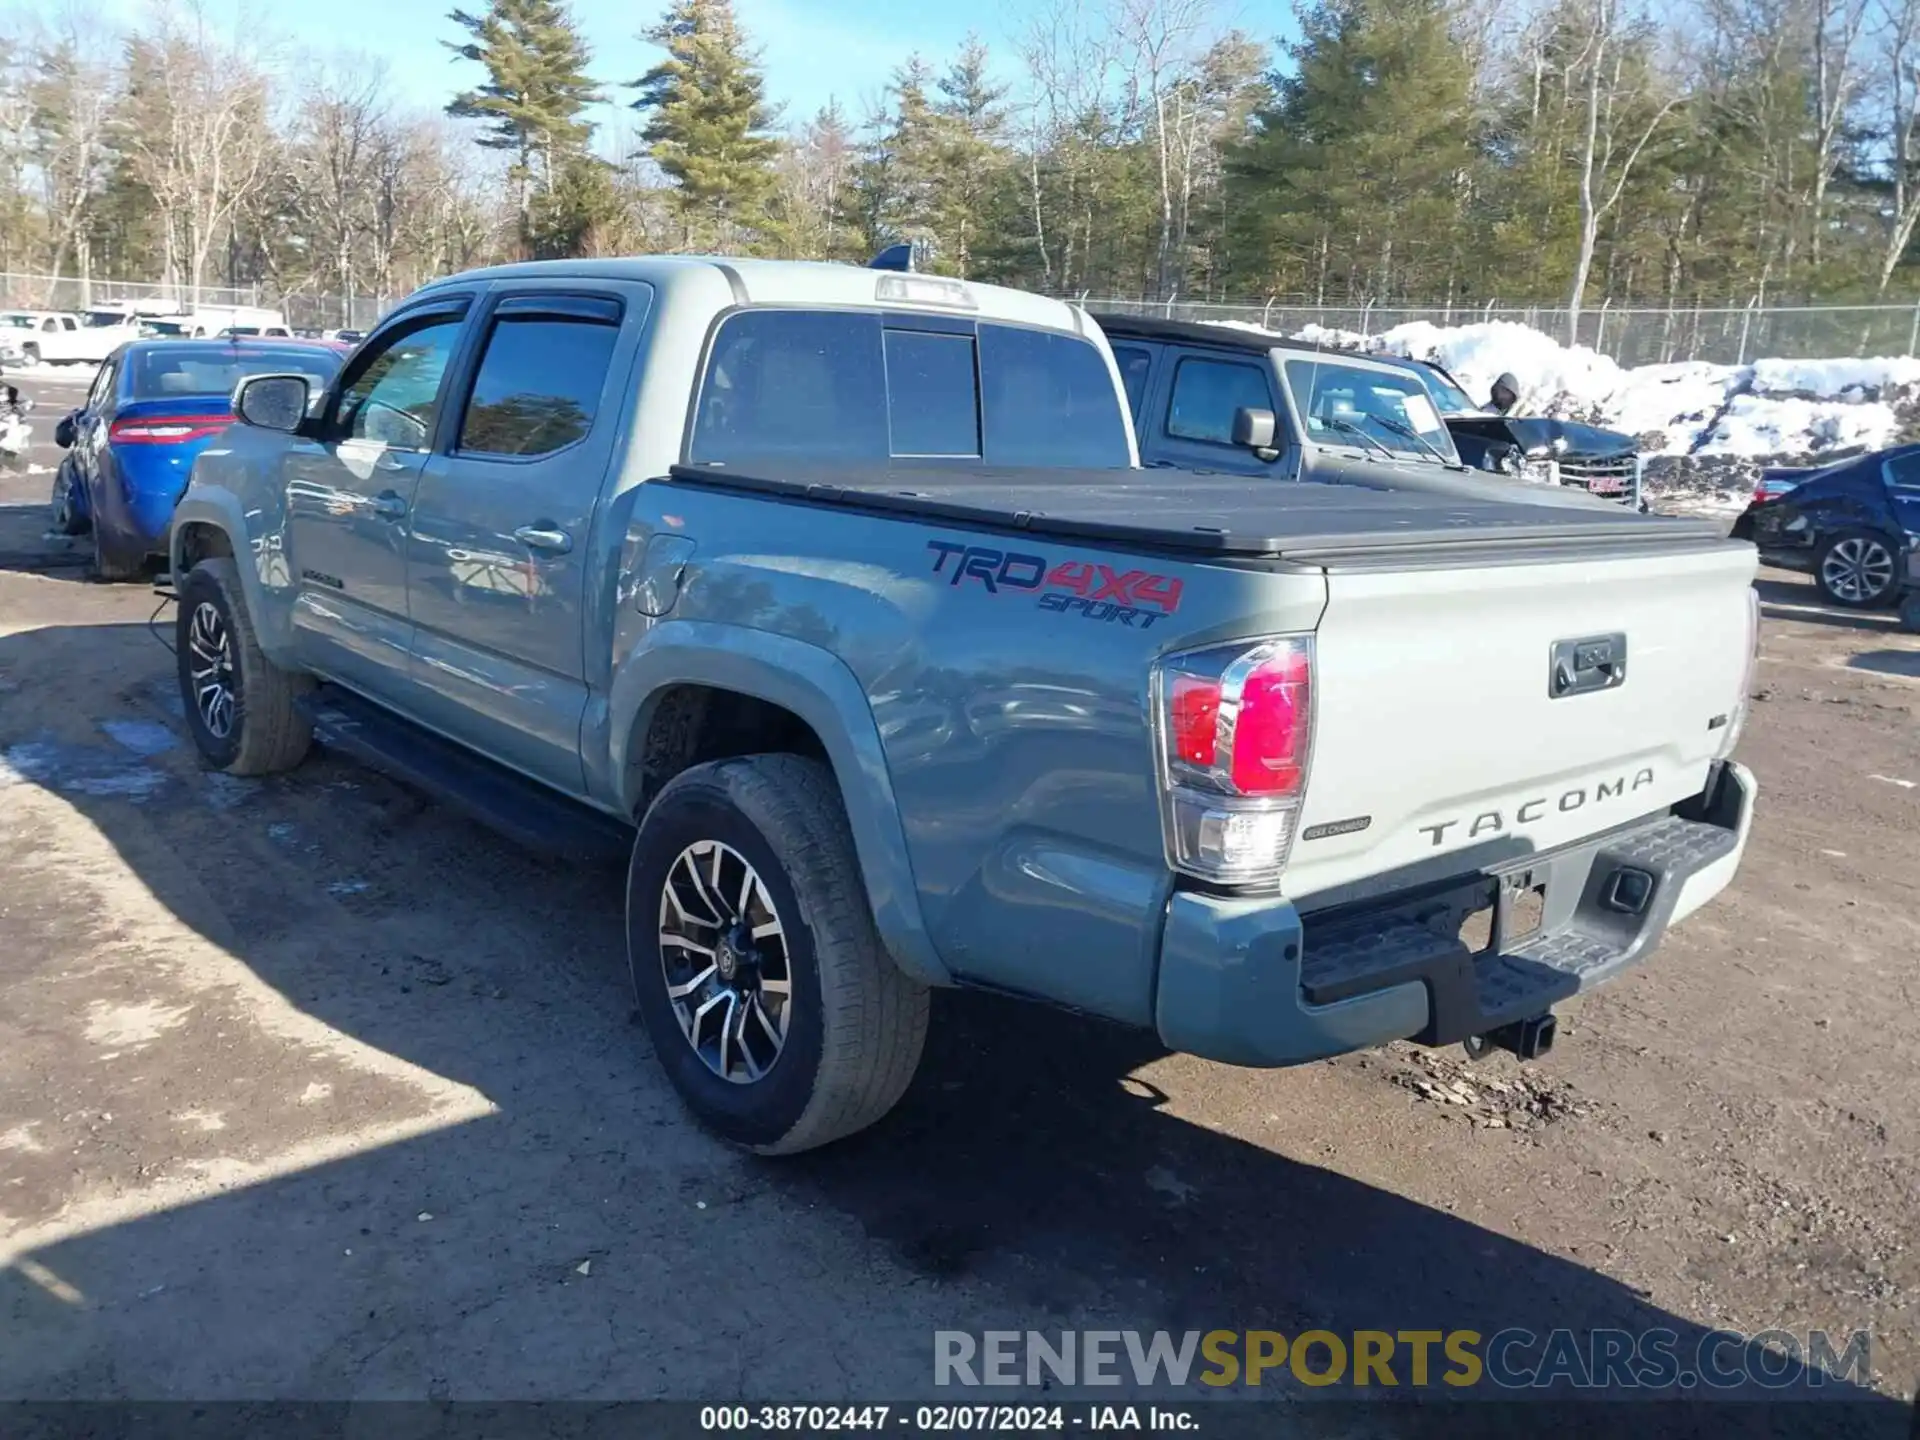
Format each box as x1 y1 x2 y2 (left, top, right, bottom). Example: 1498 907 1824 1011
63 0 1291 144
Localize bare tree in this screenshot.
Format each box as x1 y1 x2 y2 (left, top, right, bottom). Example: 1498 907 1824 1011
119 9 276 302
296 57 391 323
1115 0 1217 299
1870 0 1920 291
1566 0 1682 342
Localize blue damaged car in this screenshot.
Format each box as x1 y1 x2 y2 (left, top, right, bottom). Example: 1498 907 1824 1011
51 336 345 580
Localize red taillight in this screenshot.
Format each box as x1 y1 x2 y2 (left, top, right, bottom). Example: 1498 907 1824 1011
1230 649 1310 796
1170 676 1221 769
109 414 230 444
1155 636 1316 887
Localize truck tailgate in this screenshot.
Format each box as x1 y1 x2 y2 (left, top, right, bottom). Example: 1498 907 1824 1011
1286 542 1758 905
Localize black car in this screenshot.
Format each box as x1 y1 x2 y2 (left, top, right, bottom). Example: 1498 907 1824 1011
1407 360 1645 509
1730 445 1920 607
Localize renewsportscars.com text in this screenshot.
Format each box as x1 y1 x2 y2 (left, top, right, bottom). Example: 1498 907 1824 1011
933 1328 1872 1391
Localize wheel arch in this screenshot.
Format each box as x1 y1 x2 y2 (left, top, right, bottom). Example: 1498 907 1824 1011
606 621 950 988
169 490 300 659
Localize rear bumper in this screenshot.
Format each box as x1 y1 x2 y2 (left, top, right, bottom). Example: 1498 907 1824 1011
1153 761 1757 1067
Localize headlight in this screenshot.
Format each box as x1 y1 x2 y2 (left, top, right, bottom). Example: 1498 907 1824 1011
1521 448 1560 485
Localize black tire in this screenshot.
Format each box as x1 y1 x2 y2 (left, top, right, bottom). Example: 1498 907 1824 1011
175 557 314 775
49 462 88 536
627 754 929 1154
1814 528 1899 609
20 343 38 365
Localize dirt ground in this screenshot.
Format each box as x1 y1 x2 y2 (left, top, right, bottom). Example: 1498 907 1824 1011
0 366 1916 1418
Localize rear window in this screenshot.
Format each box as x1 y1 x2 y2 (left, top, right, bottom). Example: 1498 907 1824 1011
687 309 1130 469
130 346 343 400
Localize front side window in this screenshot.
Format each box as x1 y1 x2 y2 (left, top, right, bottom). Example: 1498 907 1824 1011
457 308 621 458
1167 357 1276 446
335 314 465 450
1284 358 1456 459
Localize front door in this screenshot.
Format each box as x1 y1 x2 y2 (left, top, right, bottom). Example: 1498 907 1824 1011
404 286 644 792
282 299 471 698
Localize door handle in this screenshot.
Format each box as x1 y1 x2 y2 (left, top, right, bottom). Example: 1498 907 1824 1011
370 490 409 520
514 524 573 555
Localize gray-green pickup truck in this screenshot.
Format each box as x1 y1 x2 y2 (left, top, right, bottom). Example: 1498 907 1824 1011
167 256 1760 1153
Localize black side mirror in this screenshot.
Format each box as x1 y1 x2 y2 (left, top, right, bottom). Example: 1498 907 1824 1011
1232 406 1279 457
235 373 312 433
54 410 79 449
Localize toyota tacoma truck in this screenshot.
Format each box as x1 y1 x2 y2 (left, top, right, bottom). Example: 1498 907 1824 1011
167 256 1760 1154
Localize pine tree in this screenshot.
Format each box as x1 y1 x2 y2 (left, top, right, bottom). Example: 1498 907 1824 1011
445 0 602 230
1229 0 1478 301
929 38 1011 277
630 0 779 248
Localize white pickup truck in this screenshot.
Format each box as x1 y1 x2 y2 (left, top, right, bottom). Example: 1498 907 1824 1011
1 310 141 366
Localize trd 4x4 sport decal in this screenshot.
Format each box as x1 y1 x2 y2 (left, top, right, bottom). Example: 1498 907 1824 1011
925 539 1184 629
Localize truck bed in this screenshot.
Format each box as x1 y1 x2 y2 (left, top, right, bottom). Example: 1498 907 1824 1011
663 462 1728 567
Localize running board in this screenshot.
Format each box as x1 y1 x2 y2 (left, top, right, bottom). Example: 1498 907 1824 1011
295 686 633 864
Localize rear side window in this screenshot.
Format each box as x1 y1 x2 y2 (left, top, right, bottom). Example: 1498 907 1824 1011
1167 357 1275 445
457 302 623 458
1884 453 1920 489
689 310 1131 469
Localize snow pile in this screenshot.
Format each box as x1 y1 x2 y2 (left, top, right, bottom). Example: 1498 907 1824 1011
1215 314 1920 512
1332 318 1920 462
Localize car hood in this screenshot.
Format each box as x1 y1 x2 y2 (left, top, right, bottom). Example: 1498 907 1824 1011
1444 414 1637 459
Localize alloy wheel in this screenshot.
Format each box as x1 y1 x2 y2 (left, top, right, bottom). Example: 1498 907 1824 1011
657 840 793 1084
1821 536 1895 605
186 602 237 739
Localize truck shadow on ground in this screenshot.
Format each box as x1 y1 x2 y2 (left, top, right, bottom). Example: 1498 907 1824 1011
0 620 1905 1430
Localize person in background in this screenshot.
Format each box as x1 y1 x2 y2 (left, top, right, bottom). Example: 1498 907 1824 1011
1489 372 1521 416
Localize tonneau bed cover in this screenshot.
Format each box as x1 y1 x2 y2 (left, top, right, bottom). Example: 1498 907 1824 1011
663 463 1730 565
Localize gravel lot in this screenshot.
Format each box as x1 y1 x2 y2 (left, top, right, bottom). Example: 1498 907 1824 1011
0 366 1915 1422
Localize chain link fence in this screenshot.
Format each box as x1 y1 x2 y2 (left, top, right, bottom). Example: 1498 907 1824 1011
0 272 393 334
1074 296 1920 367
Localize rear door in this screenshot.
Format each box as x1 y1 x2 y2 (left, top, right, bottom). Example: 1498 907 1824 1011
403 282 648 791
282 295 473 697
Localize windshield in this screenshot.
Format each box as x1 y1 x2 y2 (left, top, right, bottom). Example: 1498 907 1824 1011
85 310 131 327
129 344 343 400
1421 367 1481 415
1 314 37 329
1283 358 1458 461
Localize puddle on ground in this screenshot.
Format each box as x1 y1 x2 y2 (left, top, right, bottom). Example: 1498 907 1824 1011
99 718 178 758
0 734 168 803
